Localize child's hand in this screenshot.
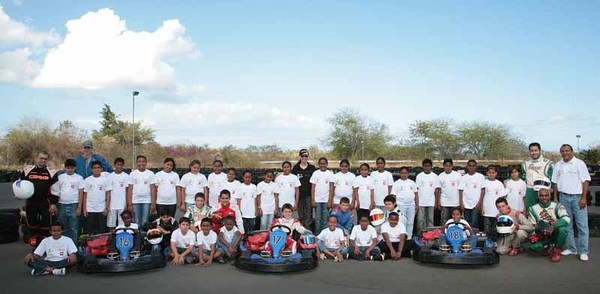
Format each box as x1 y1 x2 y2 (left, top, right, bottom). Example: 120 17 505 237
336 252 344 262
83 208 88 217
179 204 187 212
369 203 374 210
327 201 332 209
206 259 212 267
150 204 157 214
256 208 262 217
364 250 371 260
102 208 108 217
353 247 360 255
196 260 206 267
76 208 81 217
23 253 34 264
172 254 182 265
311 200 316 208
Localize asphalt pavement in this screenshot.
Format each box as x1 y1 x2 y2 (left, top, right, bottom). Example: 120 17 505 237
0 183 598 294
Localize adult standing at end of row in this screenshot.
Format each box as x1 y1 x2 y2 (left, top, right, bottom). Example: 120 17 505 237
292 149 316 231
74 140 113 178
521 142 553 210
552 144 591 261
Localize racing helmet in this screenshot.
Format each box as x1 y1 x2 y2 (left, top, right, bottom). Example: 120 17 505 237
299 232 318 249
13 180 34 200
496 215 514 235
536 220 551 235
369 208 385 226
145 228 163 245
533 180 551 192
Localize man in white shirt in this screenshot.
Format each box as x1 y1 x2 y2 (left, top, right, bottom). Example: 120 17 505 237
24 222 77 276
552 144 591 261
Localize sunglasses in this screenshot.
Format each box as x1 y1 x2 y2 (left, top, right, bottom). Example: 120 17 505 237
301 155 308 158
83 146 92 149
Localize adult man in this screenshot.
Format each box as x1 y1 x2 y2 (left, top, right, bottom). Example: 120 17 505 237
20 151 59 240
528 187 569 262
552 144 591 261
521 142 553 209
75 140 113 178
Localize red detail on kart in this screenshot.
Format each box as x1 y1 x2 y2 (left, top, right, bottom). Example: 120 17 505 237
86 236 110 256
421 229 442 242
246 231 270 252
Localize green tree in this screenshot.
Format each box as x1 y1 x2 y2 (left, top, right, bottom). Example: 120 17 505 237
92 104 155 146
458 122 526 158
325 108 391 159
409 119 462 158
580 145 600 166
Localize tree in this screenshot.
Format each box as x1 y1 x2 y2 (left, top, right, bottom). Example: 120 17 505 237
580 145 600 166
92 104 155 146
458 122 526 158
5 117 54 164
325 108 391 159
409 119 462 158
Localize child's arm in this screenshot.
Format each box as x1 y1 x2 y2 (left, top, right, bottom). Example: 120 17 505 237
76 188 83 217
236 198 242 210
397 234 406 259
104 190 111 217
82 191 88 217
476 188 485 211
328 182 335 209
365 238 378 259
177 186 184 212
311 183 316 208
232 232 242 251
197 245 206 266
150 184 157 214
170 242 183 265
203 186 209 207
414 192 419 209
458 190 464 210
274 193 280 215
353 187 359 210
217 232 230 247
369 188 375 210
294 187 300 211
206 243 216 266
435 187 441 209
126 184 133 212
256 193 262 217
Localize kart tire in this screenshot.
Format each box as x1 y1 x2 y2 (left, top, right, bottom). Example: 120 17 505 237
0 224 19 234
0 210 20 225
0 232 19 244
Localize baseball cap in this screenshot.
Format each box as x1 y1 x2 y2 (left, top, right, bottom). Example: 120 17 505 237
299 149 309 156
82 140 93 148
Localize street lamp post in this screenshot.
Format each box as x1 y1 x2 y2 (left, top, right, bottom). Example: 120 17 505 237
576 135 581 152
361 140 364 162
132 91 140 169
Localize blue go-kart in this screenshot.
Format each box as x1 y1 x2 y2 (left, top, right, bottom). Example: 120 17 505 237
236 225 318 273
413 224 499 265
78 228 166 273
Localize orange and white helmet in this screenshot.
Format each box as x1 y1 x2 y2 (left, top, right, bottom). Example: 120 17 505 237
369 208 385 226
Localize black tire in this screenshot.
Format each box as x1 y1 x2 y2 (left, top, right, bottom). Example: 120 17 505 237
0 232 19 244
0 213 20 226
0 225 19 234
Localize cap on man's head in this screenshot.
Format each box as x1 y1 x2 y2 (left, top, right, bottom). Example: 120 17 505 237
82 140 93 148
299 148 309 156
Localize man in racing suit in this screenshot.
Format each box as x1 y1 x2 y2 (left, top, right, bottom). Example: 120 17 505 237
20 151 59 241
521 143 553 210
528 188 569 262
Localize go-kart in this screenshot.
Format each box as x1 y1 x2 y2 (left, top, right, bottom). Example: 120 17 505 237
413 224 499 265
78 228 166 273
235 225 318 273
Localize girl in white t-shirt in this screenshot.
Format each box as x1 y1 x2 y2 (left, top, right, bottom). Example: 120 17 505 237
257 170 279 230
391 167 418 240
154 158 180 217
207 160 227 209
275 161 301 210
178 160 208 212
354 163 375 222
371 157 394 209
330 159 356 209
128 155 156 226
310 157 334 233
505 166 526 214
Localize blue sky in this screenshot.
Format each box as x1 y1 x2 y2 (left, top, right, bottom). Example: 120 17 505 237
1 0 598 151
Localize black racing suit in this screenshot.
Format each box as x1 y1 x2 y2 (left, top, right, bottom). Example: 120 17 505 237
20 166 59 237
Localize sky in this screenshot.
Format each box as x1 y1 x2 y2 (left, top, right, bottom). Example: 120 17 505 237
0 0 598 151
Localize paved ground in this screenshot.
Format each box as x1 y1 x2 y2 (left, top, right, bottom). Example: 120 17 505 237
1 183 598 294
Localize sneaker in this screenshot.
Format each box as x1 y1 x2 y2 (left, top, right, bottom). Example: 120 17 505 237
509 248 519 256
344 253 349 260
52 268 66 276
319 253 326 260
542 245 553 257
561 249 577 256
580 254 589 261
551 248 561 262
333 255 339 262
216 256 226 264
380 254 385 261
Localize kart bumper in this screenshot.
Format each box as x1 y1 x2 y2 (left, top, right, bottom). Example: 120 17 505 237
78 253 166 273
412 246 499 265
235 250 317 273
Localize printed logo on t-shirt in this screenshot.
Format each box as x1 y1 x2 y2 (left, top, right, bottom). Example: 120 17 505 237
144 180 148 185
473 184 478 189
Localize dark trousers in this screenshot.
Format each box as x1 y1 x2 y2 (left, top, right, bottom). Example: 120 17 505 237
483 217 497 241
357 209 370 224
25 199 53 236
28 259 69 274
377 240 414 257
297 196 314 231
243 217 255 235
84 212 107 235
157 204 177 218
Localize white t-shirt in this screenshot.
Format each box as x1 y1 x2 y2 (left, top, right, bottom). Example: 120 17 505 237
350 225 377 247
179 172 208 205
310 170 334 203
84 175 112 213
130 169 156 204
552 156 591 195
222 180 241 209
445 218 471 240
115 223 139 233
58 173 84 204
439 171 461 207
458 173 485 209
482 179 508 217
416 172 440 207
354 175 374 209
506 179 526 211
257 181 278 214
219 226 239 244
380 222 407 243
155 171 180 205
333 172 356 204
207 172 227 208
317 227 345 249
109 172 130 210
34 236 77 262
237 183 257 218
275 174 301 208
391 179 417 206
196 230 218 251
370 170 394 206
170 228 196 249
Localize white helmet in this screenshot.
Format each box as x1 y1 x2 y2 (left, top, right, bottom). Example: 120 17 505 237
13 180 34 200
533 180 551 192
145 228 163 245
496 215 514 235
369 208 385 226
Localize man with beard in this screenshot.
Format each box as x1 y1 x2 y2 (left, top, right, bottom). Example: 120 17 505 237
521 143 553 210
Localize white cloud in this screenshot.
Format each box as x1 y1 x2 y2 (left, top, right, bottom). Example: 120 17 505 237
12 1 23 6
32 8 198 90
0 6 58 46
0 48 39 84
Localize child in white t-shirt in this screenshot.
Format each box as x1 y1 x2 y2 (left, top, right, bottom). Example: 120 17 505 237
354 163 375 223
237 170 259 234
196 218 223 267
438 158 461 223
330 159 356 209
222 168 245 234
107 158 130 232
458 159 485 229
178 159 208 211
348 215 382 261
275 161 301 209
370 157 394 210
317 215 347 262
310 157 334 233
207 160 227 209
24 222 77 276
415 158 441 234
217 216 242 262
391 167 418 240
57 158 84 242
377 212 407 260
154 157 180 217
257 170 279 230
477 166 507 240
127 155 156 226
167 217 197 265
505 166 526 214
83 161 112 234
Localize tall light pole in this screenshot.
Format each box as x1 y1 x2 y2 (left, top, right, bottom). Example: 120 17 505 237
132 91 140 169
576 134 581 152
361 140 364 161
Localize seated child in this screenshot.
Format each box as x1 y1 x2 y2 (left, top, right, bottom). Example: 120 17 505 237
377 212 407 261
184 193 212 233
24 222 77 276
146 211 179 252
439 208 478 251
112 210 141 251
329 197 354 236
383 195 408 226
316 215 347 262
196 218 223 267
165 217 197 265
347 215 383 261
217 216 242 263
495 197 533 256
211 190 237 234
528 188 569 262
268 203 308 253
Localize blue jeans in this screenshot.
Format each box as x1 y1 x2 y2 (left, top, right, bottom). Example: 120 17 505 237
464 209 480 230
133 203 150 226
315 203 329 233
58 203 79 243
417 206 434 235
317 240 348 255
28 259 69 275
217 240 240 258
439 234 478 249
260 214 274 231
560 192 589 255
398 204 416 240
347 245 381 260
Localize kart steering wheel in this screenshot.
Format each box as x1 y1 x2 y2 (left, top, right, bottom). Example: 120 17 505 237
270 224 292 235
114 228 136 234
